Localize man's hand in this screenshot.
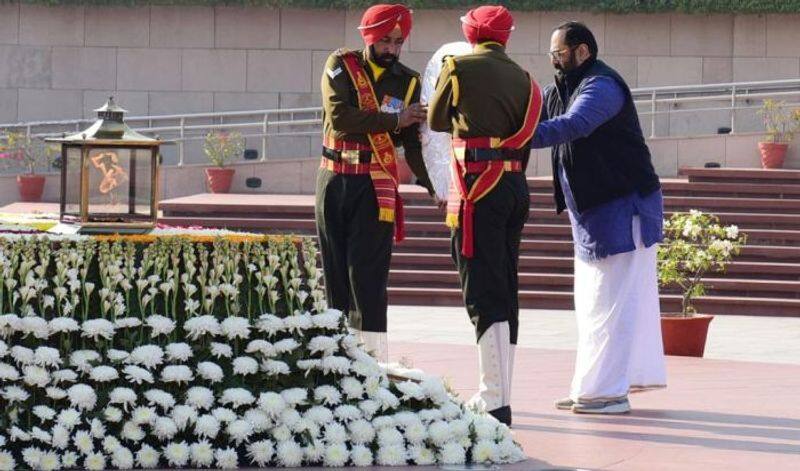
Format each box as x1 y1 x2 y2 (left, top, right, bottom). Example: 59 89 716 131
397 103 428 128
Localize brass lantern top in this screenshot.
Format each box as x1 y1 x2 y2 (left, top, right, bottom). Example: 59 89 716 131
46 97 161 146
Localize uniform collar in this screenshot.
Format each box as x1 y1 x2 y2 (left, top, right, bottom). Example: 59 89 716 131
473 41 506 54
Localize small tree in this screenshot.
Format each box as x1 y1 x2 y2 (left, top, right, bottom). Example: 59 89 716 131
0 131 57 174
203 130 245 167
658 210 747 316
758 99 800 143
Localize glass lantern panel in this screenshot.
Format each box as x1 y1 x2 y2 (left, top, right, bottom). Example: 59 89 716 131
63 146 82 217
85 147 150 221
132 148 154 217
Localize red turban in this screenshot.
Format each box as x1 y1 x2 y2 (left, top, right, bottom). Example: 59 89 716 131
358 4 413 46
460 5 515 45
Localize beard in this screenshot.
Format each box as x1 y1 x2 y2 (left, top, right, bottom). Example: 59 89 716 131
554 54 580 77
369 46 398 68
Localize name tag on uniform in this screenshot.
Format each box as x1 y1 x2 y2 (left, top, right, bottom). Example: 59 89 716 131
327 67 342 79
380 95 404 114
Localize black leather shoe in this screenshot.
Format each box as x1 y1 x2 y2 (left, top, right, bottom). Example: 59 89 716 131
488 406 512 426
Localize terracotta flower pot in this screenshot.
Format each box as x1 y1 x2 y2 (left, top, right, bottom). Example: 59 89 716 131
205 167 236 193
660 314 714 357
396 156 413 184
758 142 788 169
16 174 46 202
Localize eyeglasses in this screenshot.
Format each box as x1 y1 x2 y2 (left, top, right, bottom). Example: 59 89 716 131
547 46 577 60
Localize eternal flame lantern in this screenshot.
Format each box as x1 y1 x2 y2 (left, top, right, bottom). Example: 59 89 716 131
47 98 161 232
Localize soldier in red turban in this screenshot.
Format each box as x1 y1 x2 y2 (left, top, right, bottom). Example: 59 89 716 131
460 5 515 46
358 4 413 68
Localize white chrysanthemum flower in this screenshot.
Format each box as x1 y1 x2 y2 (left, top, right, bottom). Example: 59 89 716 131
396 381 425 401
50 425 70 449
84 452 106 471
209 342 233 359
10 345 34 366
20 446 41 468
161 365 193 384
314 385 342 406
378 427 404 447
165 343 193 362
9 425 30 442
440 401 461 420
428 420 452 445
420 377 449 404
311 310 341 330
340 376 364 400
90 418 106 438
215 447 238 469
22 365 50 388
38 450 60 471
351 359 381 378
304 406 334 425
49 317 80 335
376 443 407 466
276 440 303 467
132 406 157 426
73 430 95 454
472 439 500 463
145 315 175 337
244 408 271 432
404 419 428 444
196 361 224 383
333 404 361 422
102 436 122 454
323 422 347 444
255 314 284 336
33 346 61 368
30 426 52 444
135 444 160 468
45 386 67 401
184 315 222 340
0 451 16 471
212 407 237 423
109 387 138 410
372 416 396 431
283 313 312 333
296 358 320 372
448 418 470 441
230 355 258 376
189 440 214 468
247 439 275 467
227 419 254 445
261 359 290 375
373 387 400 410
347 419 376 445
111 446 134 470
56 408 80 430
219 388 256 408
257 392 287 417
245 339 275 357
0 362 19 381
271 425 292 443
418 408 444 423
114 317 141 329
104 406 123 423
81 318 115 341
129 345 164 370
163 441 190 467
320 355 351 375
278 408 302 430
170 404 198 431
272 338 300 354
409 444 436 465
221 316 250 340
186 386 215 410
145 389 176 411
69 349 100 373
358 399 380 419
89 365 118 383
32 405 56 422
67 383 96 410
351 444 373 466
321 443 347 467
194 414 221 440
60 451 78 468
308 335 338 356
154 417 179 441
20 316 50 339
51 368 78 384
439 442 466 465
280 388 307 406
122 421 145 442
0 339 6 358
122 365 154 385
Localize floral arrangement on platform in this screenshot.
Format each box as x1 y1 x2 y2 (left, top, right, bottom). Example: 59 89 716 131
0 233 524 470
658 210 747 316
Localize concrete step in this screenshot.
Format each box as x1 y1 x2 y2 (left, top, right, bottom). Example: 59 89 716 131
679 167 800 185
528 194 800 213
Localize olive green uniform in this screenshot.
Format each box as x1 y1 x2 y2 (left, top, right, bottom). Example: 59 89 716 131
317 48 434 335
428 42 532 345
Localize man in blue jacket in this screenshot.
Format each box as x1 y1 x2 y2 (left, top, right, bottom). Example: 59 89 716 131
532 22 667 414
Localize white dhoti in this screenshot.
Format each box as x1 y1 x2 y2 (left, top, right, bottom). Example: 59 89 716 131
570 216 667 402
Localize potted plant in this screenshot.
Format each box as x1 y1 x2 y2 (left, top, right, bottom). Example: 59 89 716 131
203 130 244 193
657 210 747 357
0 131 57 202
757 99 800 169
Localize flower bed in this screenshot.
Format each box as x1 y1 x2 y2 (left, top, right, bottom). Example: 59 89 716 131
0 232 524 469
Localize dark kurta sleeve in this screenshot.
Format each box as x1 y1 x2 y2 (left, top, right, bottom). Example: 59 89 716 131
427 59 455 133
321 52 399 134
400 77 435 195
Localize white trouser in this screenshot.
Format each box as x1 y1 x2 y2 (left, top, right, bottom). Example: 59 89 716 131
352 329 388 363
470 321 512 412
570 216 667 402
